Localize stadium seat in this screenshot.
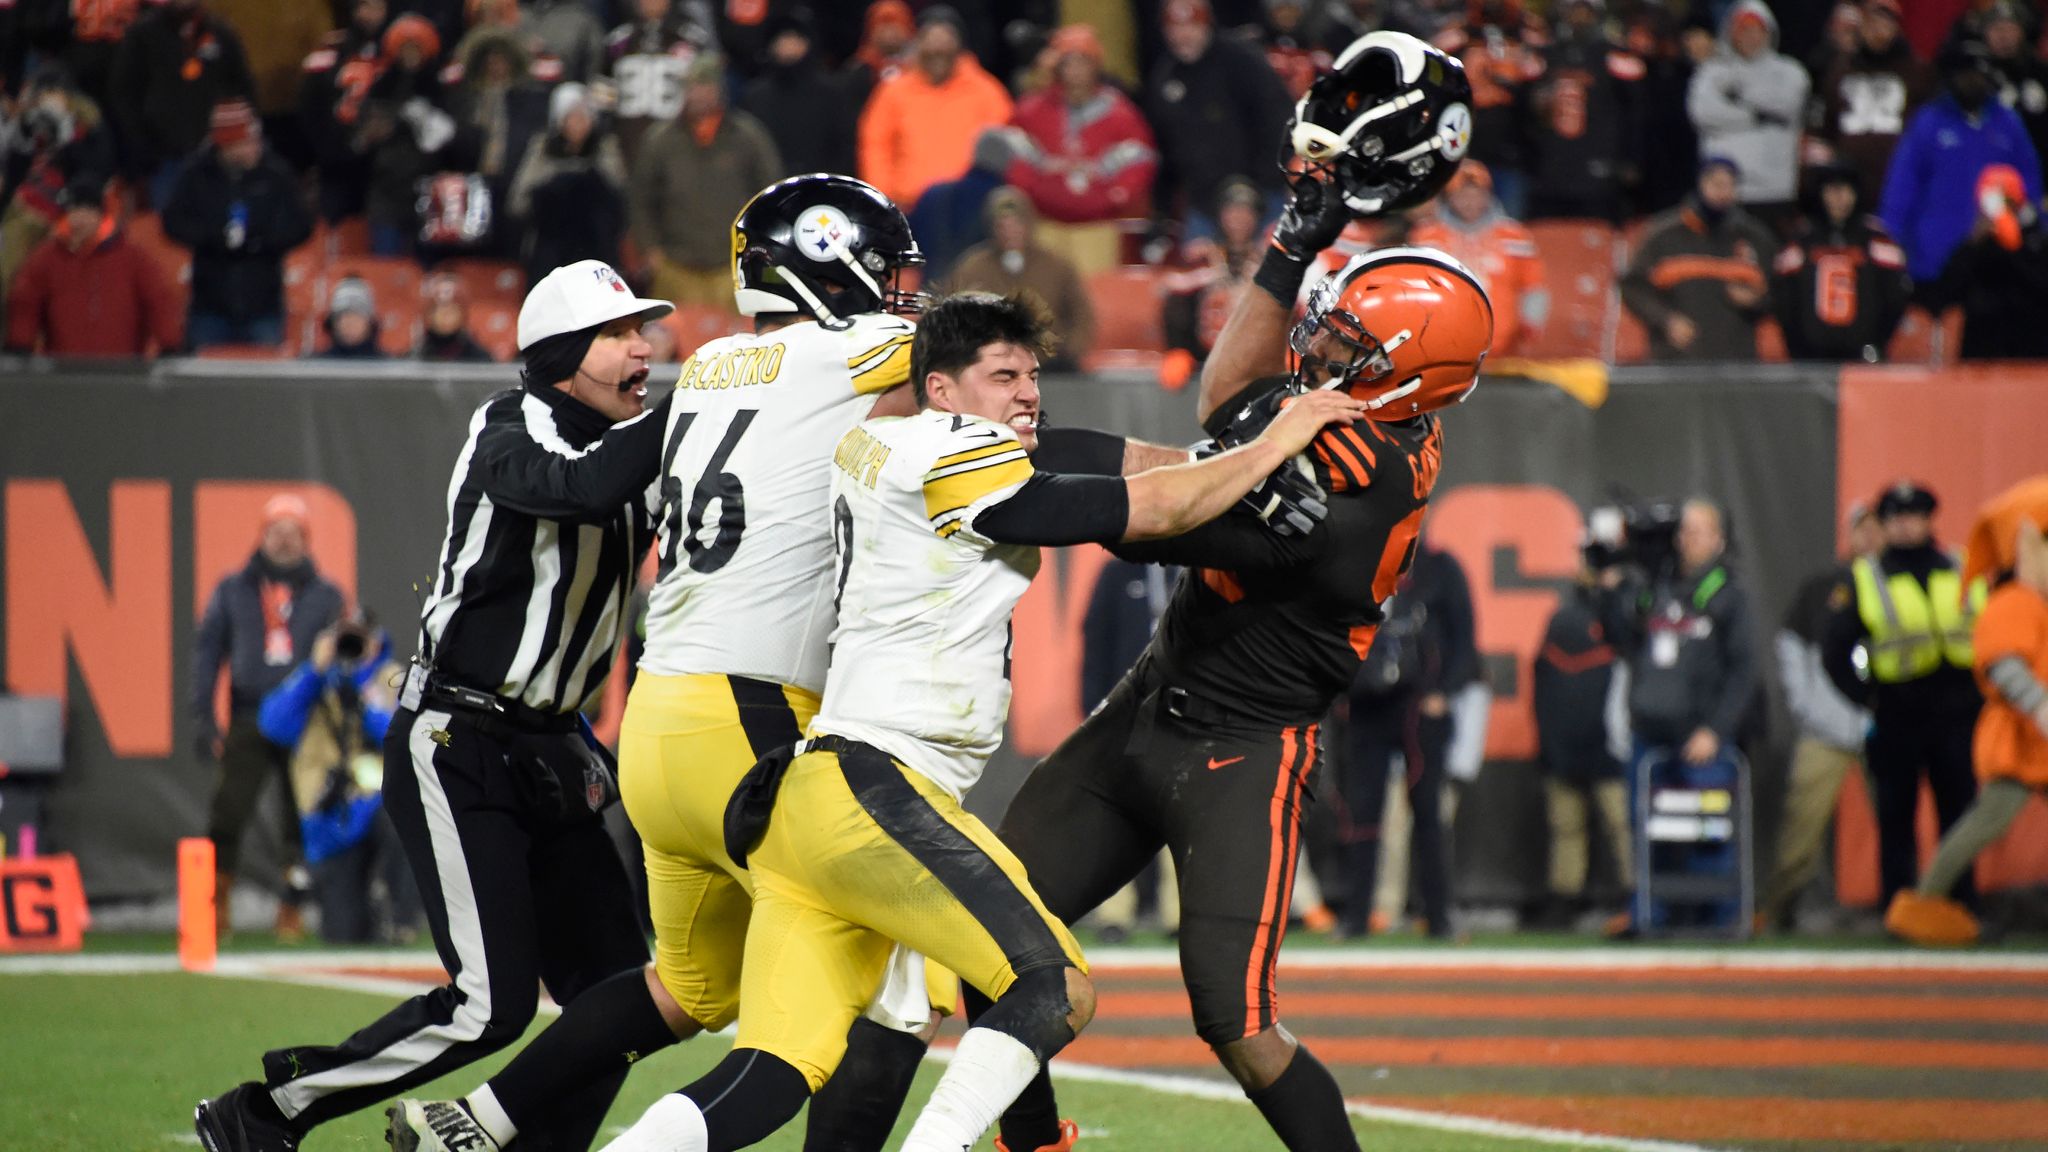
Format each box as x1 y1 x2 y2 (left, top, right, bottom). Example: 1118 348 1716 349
470 302 519 362
666 304 747 360
1522 220 1618 361
1613 310 1649 364
438 257 526 307
1086 267 1167 354
1756 317 1788 362
284 242 328 355
329 216 372 257
1887 306 1935 364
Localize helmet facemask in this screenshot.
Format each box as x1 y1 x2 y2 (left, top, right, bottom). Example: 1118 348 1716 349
739 242 927 325
1289 275 1413 402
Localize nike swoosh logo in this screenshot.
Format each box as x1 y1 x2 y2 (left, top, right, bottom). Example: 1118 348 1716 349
964 429 1003 440
1207 755 1245 771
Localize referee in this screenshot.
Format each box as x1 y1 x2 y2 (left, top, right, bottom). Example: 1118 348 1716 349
196 261 674 1152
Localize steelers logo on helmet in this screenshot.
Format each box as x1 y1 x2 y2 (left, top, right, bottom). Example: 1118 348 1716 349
1285 30 1474 215
794 204 857 263
1439 102 1473 161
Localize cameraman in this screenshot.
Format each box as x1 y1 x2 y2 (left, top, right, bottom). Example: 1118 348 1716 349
257 612 421 944
1597 498 1760 931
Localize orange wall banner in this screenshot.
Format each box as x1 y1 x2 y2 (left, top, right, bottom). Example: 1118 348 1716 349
1837 366 2048 899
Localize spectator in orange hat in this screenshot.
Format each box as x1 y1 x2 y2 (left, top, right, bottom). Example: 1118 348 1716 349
415 273 495 361
193 491 345 940
1409 161 1548 355
857 4 1014 211
5 174 182 356
1008 23 1157 229
163 98 313 350
1889 483 2048 946
298 0 392 222
358 14 457 257
842 0 914 111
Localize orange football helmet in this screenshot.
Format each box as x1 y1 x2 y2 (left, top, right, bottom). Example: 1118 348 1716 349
1289 247 1493 420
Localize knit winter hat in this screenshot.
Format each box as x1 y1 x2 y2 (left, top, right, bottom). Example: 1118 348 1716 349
330 276 377 320
211 100 260 150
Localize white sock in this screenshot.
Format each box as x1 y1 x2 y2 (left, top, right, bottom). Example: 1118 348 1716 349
596 1093 708 1152
901 1027 1041 1152
463 1086 518 1149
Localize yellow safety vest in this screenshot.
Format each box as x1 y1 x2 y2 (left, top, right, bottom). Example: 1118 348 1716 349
1851 555 1986 682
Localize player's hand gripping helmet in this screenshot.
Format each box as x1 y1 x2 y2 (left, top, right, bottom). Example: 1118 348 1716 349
1287 31 1474 216
732 173 925 324
1290 247 1494 420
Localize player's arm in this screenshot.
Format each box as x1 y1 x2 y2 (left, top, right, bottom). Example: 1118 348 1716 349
471 391 671 521
968 391 1367 546
1033 426 1189 476
1198 172 1351 424
846 315 920 419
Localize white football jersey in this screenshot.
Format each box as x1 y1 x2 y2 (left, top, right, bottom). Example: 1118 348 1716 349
639 312 915 693
809 409 1042 799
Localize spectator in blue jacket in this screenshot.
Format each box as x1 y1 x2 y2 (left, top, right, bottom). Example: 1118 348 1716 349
1881 42 2043 284
256 611 420 944
905 126 1021 281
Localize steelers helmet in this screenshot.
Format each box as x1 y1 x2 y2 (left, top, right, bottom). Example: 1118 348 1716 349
1287 31 1474 216
732 173 925 324
1290 247 1493 420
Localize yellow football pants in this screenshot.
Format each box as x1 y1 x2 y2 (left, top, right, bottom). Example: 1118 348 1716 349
735 738 1086 1090
619 673 960 1031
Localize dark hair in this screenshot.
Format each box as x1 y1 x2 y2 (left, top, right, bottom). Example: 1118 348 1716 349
909 291 1058 405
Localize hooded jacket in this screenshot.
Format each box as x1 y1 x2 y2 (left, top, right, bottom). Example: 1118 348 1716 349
1881 92 2043 282
858 53 1014 211
1007 82 1158 223
1687 0 1810 204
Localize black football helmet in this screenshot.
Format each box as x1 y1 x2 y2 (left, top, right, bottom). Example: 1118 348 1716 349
731 173 926 324
1286 31 1474 216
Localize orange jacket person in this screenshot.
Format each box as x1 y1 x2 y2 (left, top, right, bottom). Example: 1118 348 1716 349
857 6 1013 212
1888 479 2048 946
1408 162 1547 355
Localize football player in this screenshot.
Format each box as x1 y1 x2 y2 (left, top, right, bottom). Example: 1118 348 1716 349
387 174 957 1152
968 33 1493 1152
592 295 1368 1152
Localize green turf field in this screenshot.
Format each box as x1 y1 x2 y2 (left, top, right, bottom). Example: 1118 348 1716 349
0 972 1557 1152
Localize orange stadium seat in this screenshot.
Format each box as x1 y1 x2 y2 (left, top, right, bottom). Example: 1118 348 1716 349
1086 267 1166 354
665 304 747 360
1888 306 1935 364
283 242 327 354
1757 317 1788 362
437 257 526 307
470 301 519 362
329 216 372 257
1522 220 1617 360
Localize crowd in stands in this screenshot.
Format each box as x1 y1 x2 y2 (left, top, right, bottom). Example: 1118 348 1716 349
3 0 2047 365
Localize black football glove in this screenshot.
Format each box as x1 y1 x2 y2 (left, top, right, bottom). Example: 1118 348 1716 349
1271 170 1354 262
1192 389 1331 538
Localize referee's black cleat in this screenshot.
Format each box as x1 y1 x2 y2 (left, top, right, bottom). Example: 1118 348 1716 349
387 1099 502 1152
194 1082 299 1152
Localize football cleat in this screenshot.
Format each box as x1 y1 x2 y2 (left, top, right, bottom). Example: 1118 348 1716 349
386 1099 503 1152
194 1082 299 1152
995 1118 1081 1151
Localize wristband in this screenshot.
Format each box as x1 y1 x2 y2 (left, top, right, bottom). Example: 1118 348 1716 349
1253 245 1313 307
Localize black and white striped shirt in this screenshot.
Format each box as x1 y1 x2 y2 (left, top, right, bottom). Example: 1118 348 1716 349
416 384 668 715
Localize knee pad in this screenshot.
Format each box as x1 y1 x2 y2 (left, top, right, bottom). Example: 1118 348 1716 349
973 966 1076 1065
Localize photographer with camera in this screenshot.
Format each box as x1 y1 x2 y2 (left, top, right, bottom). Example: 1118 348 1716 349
192 494 345 942
1596 497 1760 933
255 611 421 944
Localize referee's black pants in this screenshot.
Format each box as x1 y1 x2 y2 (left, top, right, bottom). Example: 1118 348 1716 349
1867 702 1980 909
258 704 648 1149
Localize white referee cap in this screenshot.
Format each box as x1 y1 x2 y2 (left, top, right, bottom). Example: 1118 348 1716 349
517 260 674 351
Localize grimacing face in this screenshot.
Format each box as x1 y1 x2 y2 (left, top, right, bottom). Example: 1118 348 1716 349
928 342 1042 451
